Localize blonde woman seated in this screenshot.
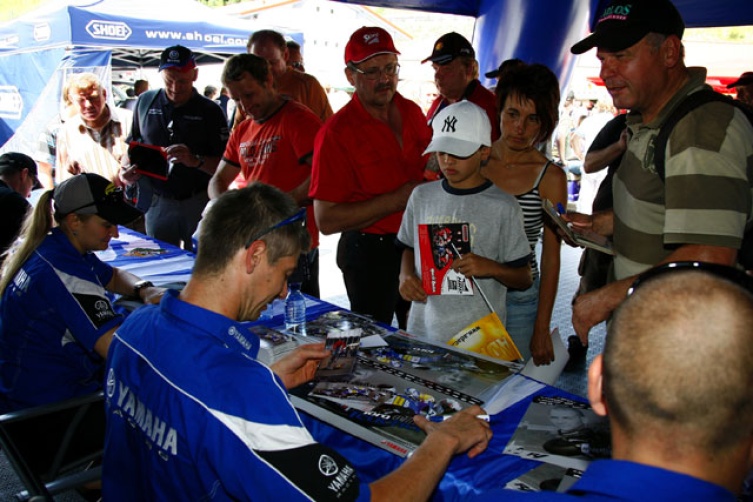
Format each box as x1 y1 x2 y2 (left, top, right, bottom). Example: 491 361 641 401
0 173 164 412
482 63 567 366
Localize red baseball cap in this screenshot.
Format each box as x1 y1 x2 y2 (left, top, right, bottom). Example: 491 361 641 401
344 27 400 65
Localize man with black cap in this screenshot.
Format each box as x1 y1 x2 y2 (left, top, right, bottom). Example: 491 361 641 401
121 45 228 251
566 0 753 345
0 152 37 259
728 71 753 108
422 32 499 142
310 27 432 328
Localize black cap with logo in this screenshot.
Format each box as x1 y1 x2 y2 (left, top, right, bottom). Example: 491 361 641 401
422 32 475 65
571 0 684 55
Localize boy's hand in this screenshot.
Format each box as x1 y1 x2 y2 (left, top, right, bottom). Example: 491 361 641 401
399 272 427 302
451 252 494 278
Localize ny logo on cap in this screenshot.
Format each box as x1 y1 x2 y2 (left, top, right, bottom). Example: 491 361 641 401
442 116 458 133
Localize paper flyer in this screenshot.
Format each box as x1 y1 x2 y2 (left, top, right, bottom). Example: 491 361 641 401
418 223 473 295
315 328 362 381
520 328 569 385
541 199 614 255
503 395 611 470
447 312 523 362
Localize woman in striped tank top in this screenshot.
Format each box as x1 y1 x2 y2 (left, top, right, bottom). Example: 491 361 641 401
482 63 567 366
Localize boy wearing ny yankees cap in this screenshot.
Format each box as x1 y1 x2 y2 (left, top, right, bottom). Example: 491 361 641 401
397 100 532 343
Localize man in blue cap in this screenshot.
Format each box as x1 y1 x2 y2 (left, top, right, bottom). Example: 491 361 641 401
120 45 228 251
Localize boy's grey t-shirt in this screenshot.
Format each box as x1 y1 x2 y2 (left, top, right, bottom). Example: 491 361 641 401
396 179 530 343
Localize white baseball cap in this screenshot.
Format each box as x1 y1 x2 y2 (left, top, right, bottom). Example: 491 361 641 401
424 101 491 157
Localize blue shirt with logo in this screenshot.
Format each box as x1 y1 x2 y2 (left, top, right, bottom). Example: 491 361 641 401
103 290 367 501
472 460 735 501
0 228 120 412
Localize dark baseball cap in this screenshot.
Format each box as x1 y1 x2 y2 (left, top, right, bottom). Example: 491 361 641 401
159 45 196 72
422 32 474 65
0 152 37 177
571 0 684 55
54 173 142 225
727 72 753 89
484 58 525 79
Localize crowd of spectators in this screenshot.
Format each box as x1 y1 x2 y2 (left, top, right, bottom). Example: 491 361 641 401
1 0 753 499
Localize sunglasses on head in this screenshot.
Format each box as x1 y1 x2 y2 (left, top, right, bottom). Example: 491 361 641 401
64 186 125 215
244 208 307 249
627 261 753 297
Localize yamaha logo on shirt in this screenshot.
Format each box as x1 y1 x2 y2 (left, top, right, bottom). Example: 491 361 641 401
318 455 339 476
75 292 117 326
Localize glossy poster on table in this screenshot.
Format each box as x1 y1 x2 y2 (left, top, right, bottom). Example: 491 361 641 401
290 314 516 457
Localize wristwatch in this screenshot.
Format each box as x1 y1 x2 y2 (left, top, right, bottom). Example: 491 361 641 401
194 154 205 168
133 280 154 297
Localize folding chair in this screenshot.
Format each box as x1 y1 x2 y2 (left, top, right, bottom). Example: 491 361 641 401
0 391 105 501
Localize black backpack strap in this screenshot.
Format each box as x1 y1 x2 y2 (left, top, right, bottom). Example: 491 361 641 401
654 89 740 181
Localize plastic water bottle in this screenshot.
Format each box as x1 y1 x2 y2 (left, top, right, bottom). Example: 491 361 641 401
285 282 306 335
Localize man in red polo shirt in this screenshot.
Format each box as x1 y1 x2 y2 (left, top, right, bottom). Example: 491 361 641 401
423 32 500 142
310 27 431 327
210 53 323 297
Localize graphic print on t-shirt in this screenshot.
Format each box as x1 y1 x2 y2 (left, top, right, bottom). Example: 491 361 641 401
418 222 473 295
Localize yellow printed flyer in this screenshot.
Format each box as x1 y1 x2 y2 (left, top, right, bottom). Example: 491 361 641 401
447 312 522 362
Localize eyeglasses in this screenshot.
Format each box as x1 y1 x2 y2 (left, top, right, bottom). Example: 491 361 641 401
244 208 307 248
64 186 125 214
627 261 753 297
347 62 400 81
291 61 305 70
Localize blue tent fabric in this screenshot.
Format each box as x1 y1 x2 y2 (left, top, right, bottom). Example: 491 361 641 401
473 0 594 91
0 0 252 64
333 0 753 91
0 0 258 148
332 0 753 28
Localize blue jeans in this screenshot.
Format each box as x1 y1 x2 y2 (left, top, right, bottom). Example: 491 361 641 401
504 276 540 361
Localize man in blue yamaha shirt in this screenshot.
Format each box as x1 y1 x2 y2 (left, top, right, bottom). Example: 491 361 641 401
103 182 492 501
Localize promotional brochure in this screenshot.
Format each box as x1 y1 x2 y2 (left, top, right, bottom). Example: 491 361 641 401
542 199 614 255
417 222 473 295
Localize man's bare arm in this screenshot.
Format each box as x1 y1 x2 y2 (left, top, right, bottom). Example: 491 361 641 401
313 180 420 235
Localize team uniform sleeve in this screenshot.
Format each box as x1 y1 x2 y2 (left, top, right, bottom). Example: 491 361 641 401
39 259 122 351
205 365 369 501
